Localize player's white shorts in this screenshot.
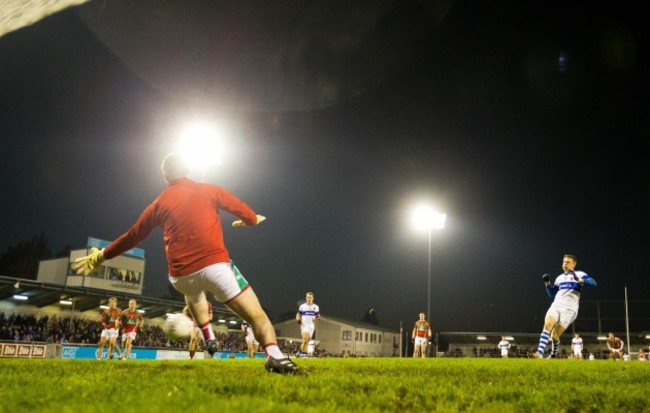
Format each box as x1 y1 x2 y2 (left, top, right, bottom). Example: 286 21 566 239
545 303 578 329
101 328 118 339
414 337 428 346
246 334 259 345
573 346 583 357
300 323 315 338
501 349 509 357
169 261 249 303
122 332 137 341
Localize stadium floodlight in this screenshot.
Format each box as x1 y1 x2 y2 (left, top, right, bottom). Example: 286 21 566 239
137 309 145 314
59 300 73 305
175 121 224 181
218 319 226 323
646 334 650 340
100 305 109 310
411 205 446 356
597 335 608 341
229 320 237 325
505 336 514 341
477 335 487 341
13 294 28 300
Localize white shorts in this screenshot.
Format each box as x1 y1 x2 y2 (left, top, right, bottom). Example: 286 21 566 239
246 335 259 345
300 324 315 338
123 332 137 341
169 261 249 304
414 337 428 346
501 349 509 356
101 328 118 339
573 346 583 356
545 303 578 329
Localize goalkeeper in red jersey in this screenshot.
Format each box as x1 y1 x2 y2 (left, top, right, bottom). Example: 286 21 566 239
72 153 302 374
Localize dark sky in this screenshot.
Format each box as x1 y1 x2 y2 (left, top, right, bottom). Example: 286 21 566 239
1 1 648 333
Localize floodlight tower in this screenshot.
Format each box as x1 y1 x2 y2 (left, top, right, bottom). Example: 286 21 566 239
175 121 223 181
411 205 446 344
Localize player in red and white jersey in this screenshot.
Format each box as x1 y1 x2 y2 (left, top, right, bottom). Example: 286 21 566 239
183 299 213 359
72 153 302 374
607 332 624 360
411 312 432 358
121 299 144 360
97 297 121 360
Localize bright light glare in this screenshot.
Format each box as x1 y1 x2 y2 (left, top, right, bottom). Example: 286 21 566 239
59 300 73 305
100 305 109 310
411 206 447 231
137 309 145 314
175 122 223 168
13 294 28 301
477 335 487 341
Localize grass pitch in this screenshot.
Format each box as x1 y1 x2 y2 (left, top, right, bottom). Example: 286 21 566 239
1 357 648 412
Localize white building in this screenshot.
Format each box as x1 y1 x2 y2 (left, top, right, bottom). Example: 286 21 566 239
37 237 145 295
274 315 399 357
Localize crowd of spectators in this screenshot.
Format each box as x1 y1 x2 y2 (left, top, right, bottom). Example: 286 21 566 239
0 311 248 351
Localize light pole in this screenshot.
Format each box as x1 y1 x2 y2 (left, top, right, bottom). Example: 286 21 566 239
411 206 446 349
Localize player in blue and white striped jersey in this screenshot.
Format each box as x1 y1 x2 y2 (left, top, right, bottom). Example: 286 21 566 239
534 254 597 358
296 292 320 355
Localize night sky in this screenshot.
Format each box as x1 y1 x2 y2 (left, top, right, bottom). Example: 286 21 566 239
1 1 648 333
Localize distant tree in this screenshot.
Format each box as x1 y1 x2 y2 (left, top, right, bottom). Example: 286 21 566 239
0 232 53 279
362 308 380 325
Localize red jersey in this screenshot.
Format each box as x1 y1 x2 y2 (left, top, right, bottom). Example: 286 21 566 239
608 337 624 350
103 177 257 276
413 321 430 338
101 308 121 329
121 309 144 333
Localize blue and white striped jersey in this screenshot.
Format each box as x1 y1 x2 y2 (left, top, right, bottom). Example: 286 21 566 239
549 270 593 307
298 303 320 327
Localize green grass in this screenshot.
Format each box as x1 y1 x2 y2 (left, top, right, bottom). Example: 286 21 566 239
1 358 649 412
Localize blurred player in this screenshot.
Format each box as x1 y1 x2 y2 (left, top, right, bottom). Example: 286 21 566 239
306 340 317 357
637 349 646 361
183 299 213 359
121 299 144 360
241 321 259 358
97 297 121 360
72 153 302 374
534 255 597 358
296 292 320 356
411 312 432 358
571 333 583 359
607 332 624 360
498 336 511 358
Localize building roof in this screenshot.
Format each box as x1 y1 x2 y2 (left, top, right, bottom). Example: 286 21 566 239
0 275 240 322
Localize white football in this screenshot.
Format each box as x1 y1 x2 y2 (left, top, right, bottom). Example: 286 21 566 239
162 313 194 340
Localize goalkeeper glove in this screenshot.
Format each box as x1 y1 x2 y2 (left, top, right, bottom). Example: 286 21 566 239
542 273 551 283
232 214 266 227
71 247 106 275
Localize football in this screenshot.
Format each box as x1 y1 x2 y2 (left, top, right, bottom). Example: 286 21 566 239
162 313 194 340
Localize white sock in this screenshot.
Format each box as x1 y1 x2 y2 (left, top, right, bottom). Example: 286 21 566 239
264 344 284 359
